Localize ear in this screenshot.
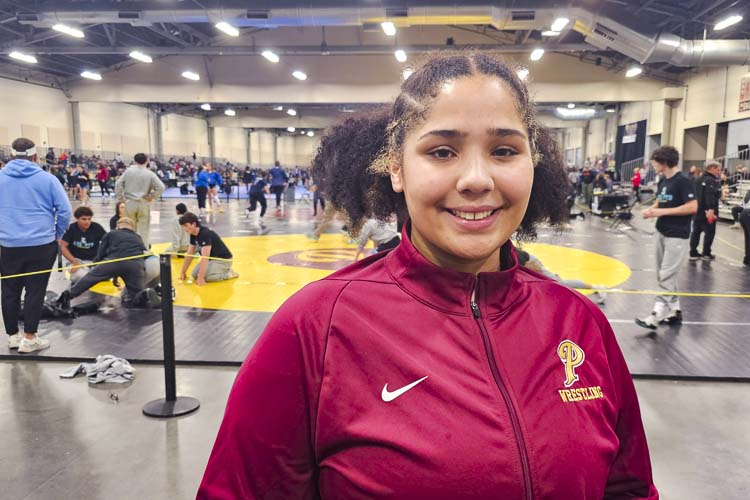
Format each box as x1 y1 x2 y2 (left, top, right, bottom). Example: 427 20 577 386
390 162 404 193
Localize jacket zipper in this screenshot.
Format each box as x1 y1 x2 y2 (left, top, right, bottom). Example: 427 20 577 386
471 285 533 500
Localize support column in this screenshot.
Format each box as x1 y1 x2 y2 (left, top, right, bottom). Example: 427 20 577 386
70 101 81 154
246 129 252 165
706 122 717 160
207 122 216 164
154 113 164 158
273 132 279 164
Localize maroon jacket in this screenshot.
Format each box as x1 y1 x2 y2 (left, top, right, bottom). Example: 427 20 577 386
198 229 658 499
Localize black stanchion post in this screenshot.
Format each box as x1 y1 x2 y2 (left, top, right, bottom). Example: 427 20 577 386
143 254 200 418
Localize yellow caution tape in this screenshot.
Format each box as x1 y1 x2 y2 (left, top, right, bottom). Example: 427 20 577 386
0 252 157 280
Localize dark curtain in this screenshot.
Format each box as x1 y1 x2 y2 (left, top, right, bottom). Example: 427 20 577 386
615 119 647 178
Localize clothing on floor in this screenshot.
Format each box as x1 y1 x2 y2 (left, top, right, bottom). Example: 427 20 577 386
1 241 58 335
60 355 135 384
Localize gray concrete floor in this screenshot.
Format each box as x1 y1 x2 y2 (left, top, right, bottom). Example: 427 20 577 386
0 360 747 499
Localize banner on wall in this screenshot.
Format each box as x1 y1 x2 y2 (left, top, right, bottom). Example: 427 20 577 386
740 75 750 112
622 122 638 143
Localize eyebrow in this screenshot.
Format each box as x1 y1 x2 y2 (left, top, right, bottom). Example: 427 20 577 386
418 128 527 141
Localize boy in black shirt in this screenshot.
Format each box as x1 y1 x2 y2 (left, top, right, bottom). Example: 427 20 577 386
178 212 238 285
636 146 697 330
60 206 107 284
246 175 269 221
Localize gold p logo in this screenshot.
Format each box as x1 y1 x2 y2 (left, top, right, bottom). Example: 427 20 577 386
557 340 585 388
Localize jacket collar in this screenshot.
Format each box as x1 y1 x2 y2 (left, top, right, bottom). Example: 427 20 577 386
385 222 523 317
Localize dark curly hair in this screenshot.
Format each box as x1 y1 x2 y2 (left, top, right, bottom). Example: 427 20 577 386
651 146 679 168
312 51 569 238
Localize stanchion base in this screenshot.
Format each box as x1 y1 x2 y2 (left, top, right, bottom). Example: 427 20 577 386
143 397 200 418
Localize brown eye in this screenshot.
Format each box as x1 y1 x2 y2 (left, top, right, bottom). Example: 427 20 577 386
493 147 518 158
428 148 456 159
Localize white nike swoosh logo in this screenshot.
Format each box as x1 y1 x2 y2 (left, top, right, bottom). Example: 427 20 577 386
381 376 429 402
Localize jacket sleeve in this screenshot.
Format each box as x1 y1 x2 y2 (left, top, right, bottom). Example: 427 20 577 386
94 233 110 262
51 177 72 240
114 173 124 200
702 178 719 211
594 313 659 500
151 172 165 198
197 281 341 499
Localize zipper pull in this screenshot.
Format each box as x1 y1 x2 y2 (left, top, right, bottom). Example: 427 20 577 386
471 299 480 318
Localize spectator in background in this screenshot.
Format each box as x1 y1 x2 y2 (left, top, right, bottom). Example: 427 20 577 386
96 164 110 197
0 138 71 353
245 173 269 222
194 165 211 215
269 160 288 209
632 167 641 199
110 201 127 230
689 160 722 261
738 191 750 266
75 164 90 206
242 166 254 193
312 181 326 217
60 206 106 284
115 153 165 249
45 147 55 167
59 150 68 168
166 203 190 254
580 164 595 207
208 164 224 214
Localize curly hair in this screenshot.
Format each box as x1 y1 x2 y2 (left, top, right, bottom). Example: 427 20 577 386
650 146 679 168
312 51 569 238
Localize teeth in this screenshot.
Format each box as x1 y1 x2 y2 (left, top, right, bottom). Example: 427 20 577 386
451 210 493 221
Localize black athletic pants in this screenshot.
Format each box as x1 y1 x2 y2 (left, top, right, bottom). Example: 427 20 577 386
689 218 716 256
313 192 326 216
741 209 750 261
248 192 267 217
0 241 58 335
98 180 110 196
70 260 144 300
196 186 208 209
732 206 744 223
271 185 284 207
376 236 401 253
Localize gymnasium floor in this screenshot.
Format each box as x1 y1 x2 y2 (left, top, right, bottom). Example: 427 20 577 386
1 194 749 499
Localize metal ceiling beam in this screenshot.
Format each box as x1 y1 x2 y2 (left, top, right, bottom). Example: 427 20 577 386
174 23 212 45
145 25 190 47
6 43 594 56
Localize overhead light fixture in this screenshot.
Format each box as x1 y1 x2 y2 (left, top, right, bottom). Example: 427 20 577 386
224 109 236 116
517 67 529 81
555 107 595 118
567 103 575 109
287 108 297 116
381 21 397 36
261 50 279 63
606 107 616 113
215 21 239 37
714 15 742 31
394 49 407 62
530 48 545 61
292 70 308 80
181 70 200 81
9 51 37 64
300 131 305 135
200 103 211 111
550 17 570 32
287 126 296 132
129 51 152 63
273 105 283 111
307 131 314 137
402 68 414 80
625 66 642 78
541 31 560 37
80 70 102 81
52 23 84 39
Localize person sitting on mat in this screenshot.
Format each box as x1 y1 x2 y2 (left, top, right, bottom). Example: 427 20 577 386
178 212 239 285
57 217 148 309
165 203 190 255
60 206 107 285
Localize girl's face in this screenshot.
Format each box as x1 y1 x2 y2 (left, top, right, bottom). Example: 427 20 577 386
391 74 534 275
118 203 126 217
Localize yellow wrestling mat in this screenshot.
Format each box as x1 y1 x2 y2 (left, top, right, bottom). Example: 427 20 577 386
90 236 631 312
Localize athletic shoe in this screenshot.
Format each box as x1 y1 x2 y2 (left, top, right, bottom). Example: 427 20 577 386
634 313 659 330
660 310 682 325
702 253 715 261
591 290 606 305
688 252 702 261
224 269 239 280
730 223 741 229
18 336 50 354
8 333 22 349
56 290 71 310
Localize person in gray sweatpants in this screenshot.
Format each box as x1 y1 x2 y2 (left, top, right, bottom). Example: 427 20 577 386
636 146 697 330
115 153 164 249
178 212 238 285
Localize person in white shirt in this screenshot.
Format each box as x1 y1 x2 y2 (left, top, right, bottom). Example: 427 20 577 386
353 218 400 261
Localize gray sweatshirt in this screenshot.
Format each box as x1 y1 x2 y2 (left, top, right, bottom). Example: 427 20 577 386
115 164 165 202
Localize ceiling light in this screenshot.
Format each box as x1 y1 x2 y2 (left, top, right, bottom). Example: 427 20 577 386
300 131 305 135
625 66 643 78
606 107 616 113
517 67 529 81
286 108 297 116
381 22 397 36
292 70 307 80
307 131 314 137
52 23 84 39
541 31 560 37
402 68 414 80
273 105 283 111
181 70 200 81
200 103 211 111
224 109 236 116
9 51 37 64
287 126 296 132
129 51 152 63
394 49 407 62
550 17 570 32
530 48 545 61
714 15 742 31
261 50 279 63
80 71 102 81
567 103 575 109
215 21 239 37
555 107 595 118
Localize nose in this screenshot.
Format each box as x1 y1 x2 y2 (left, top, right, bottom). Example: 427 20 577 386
456 152 494 194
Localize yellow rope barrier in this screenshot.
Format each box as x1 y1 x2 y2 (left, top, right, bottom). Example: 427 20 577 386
0 252 157 280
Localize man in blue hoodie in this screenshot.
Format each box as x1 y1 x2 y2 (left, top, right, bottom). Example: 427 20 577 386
0 138 72 353
268 161 288 209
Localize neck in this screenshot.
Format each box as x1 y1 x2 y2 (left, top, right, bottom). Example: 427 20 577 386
663 166 680 179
